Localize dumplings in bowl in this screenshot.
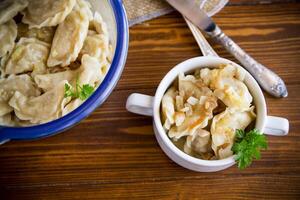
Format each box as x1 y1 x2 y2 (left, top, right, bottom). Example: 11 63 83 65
0 0 115 127
161 64 256 160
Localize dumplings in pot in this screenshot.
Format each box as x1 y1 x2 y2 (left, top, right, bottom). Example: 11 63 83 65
161 63 256 160
0 0 113 126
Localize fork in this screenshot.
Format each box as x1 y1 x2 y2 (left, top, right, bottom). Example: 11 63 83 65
184 17 218 57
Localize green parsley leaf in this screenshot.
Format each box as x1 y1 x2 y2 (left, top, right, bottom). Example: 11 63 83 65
232 129 268 169
78 84 94 100
64 80 95 101
64 83 75 98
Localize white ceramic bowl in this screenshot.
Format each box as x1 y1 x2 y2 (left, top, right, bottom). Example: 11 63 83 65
126 56 289 172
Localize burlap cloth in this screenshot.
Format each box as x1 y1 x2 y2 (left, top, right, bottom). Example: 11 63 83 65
124 0 228 26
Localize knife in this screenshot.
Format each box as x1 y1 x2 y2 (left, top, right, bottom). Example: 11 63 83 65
166 0 288 98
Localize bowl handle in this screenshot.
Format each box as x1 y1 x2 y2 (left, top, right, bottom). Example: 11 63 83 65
126 93 154 116
264 116 289 136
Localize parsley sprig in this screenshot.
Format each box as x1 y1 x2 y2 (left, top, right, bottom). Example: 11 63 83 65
64 78 94 101
232 129 268 169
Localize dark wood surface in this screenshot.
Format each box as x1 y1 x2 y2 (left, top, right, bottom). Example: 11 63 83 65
1 1 300 199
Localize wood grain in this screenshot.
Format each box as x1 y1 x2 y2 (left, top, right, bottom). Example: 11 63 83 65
1 2 300 200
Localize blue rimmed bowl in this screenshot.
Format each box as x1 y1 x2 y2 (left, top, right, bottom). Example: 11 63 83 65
0 0 129 144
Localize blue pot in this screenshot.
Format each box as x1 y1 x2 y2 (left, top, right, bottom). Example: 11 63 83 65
0 0 129 144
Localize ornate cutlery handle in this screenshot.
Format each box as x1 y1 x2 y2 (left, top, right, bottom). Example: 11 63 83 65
207 25 288 98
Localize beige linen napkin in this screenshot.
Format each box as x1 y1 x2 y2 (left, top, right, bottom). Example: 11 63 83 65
124 0 228 26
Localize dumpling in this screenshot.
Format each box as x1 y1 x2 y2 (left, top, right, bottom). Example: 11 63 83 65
62 54 104 115
0 74 40 116
21 0 76 28
76 54 104 86
9 80 70 124
168 95 217 140
47 0 92 67
161 87 176 129
0 19 17 58
0 0 28 25
88 12 112 62
213 79 252 111
90 12 108 36
184 128 212 155
0 113 15 126
17 23 55 43
80 31 110 63
62 98 81 116
3 37 50 75
178 72 212 101
200 64 252 111
34 69 78 92
0 101 12 117
0 54 9 78
35 54 103 92
211 107 256 159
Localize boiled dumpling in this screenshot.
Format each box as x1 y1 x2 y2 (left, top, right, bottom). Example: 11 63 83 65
211 107 256 159
90 12 108 36
9 80 70 124
168 95 217 140
0 113 15 126
34 68 80 92
213 78 252 111
76 54 104 86
184 128 212 155
178 72 212 101
200 64 252 111
0 54 9 78
47 0 92 67
0 0 28 25
0 19 17 58
17 23 55 43
0 74 40 116
35 54 104 92
62 99 81 116
161 87 176 130
21 0 76 28
88 12 112 62
3 37 50 75
80 31 110 63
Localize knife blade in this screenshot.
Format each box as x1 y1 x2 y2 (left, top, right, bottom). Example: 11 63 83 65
165 0 288 98
165 0 216 32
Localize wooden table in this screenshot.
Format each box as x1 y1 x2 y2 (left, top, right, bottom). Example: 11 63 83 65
1 1 300 199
